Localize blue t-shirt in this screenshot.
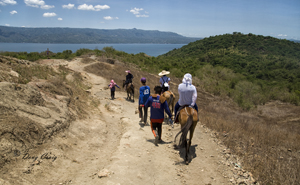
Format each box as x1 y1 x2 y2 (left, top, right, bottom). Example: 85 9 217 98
144 95 172 120
139 85 150 105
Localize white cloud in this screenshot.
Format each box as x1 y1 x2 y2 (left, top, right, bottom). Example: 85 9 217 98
25 0 45 7
278 34 287 37
130 7 149 18
104 16 118 20
0 0 17 6
78 4 94 10
41 4 54 9
130 7 143 15
94 5 109 10
58 17 62 21
10 10 17 14
62 3 74 9
78 3 110 11
43 12 56 17
24 0 54 9
5 24 10 26
136 14 149 18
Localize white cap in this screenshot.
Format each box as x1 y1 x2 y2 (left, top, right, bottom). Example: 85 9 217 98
182 73 192 84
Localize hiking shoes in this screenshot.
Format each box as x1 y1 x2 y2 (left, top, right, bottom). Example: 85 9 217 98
155 135 159 146
154 130 159 146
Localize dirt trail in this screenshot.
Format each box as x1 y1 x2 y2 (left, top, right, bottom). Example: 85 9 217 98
0 58 241 185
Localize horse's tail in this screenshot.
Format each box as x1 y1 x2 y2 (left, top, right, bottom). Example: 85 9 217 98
174 114 193 148
168 94 173 106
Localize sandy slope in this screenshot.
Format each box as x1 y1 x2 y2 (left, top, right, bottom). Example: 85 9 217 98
0 58 248 185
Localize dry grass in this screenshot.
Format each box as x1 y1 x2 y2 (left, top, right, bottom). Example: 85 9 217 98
199 102 300 184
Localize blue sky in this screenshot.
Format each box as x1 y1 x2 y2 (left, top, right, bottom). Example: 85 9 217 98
0 0 299 40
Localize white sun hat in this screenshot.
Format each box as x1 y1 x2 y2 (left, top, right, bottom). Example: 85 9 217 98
158 70 170 76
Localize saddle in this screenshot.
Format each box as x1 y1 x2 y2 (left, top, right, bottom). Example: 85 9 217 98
174 105 189 123
174 105 197 123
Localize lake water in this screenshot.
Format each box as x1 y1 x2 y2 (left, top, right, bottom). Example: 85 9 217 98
0 43 186 57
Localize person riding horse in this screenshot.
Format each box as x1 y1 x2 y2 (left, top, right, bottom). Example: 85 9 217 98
124 70 134 91
159 70 175 123
174 73 198 122
159 70 171 93
174 73 199 164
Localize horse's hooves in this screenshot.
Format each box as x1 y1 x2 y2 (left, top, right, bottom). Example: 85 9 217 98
185 160 189 165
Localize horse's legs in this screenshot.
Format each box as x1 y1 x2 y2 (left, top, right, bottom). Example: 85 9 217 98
171 100 175 118
132 91 134 102
185 138 189 164
187 121 196 163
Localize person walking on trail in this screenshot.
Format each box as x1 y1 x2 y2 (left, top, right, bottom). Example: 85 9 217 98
108 79 120 100
124 70 134 91
159 70 171 93
174 73 198 122
145 86 173 146
139 77 150 125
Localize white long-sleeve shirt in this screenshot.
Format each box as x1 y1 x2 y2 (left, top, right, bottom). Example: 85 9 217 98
178 82 197 106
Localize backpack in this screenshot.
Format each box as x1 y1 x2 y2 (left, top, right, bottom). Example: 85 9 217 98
161 77 169 91
109 82 116 89
163 82 169 91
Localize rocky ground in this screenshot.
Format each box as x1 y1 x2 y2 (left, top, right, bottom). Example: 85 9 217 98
0 57 257 185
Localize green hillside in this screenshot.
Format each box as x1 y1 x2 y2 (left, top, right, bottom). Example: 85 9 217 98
161 32 300 81
147 32 300 108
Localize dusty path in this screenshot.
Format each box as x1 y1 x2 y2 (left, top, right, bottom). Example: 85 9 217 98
1 58 244 185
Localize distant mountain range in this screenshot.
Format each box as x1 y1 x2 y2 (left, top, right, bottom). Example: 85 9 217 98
0 26 200 44
290 39 300 43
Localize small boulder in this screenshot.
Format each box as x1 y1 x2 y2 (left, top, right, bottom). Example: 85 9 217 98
98 169 110 178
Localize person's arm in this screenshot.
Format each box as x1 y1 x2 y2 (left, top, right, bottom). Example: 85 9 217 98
139 87 144 105
191 87 197 106
116 84 120 88
177 84 182 105
163 101 172 119
145 96 151 108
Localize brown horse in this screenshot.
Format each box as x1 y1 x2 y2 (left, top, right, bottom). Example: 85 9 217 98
174 107 198 164
123 80 134 102
161 91 175 125
162 90 175 116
